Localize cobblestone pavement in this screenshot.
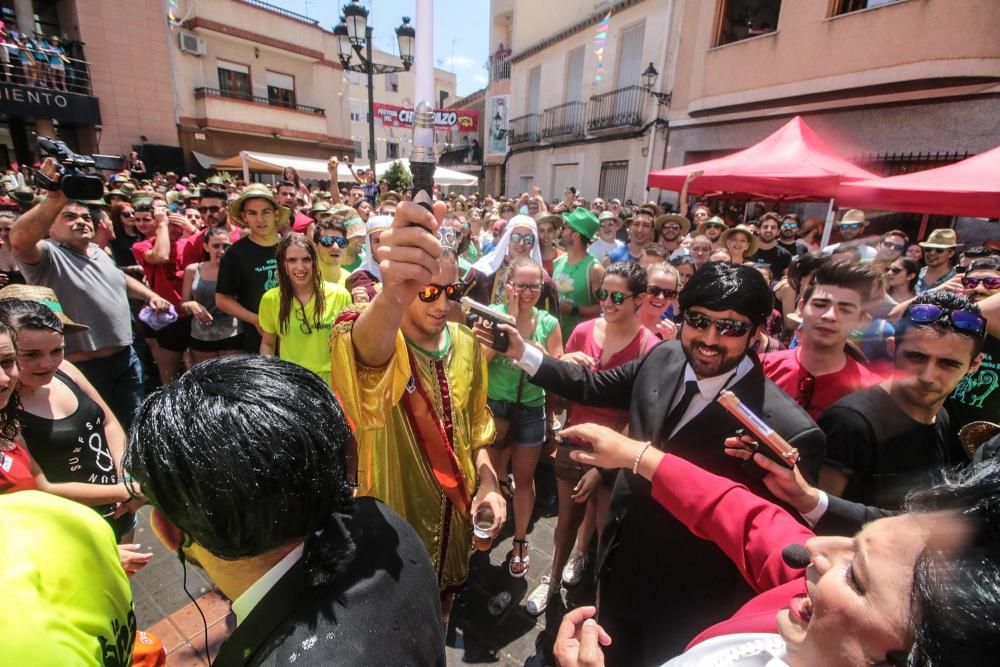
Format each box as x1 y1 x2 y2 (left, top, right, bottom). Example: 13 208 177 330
130 462 597 666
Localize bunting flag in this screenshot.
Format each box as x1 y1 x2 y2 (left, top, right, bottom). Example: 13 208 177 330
593 11 611 82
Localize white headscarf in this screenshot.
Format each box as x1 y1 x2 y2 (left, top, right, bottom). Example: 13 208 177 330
353 215 392 281
469 215 542 277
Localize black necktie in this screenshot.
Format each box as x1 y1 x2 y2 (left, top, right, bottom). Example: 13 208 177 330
661 380 701 441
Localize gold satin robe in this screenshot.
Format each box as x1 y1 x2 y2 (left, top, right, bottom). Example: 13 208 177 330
330 318 495 589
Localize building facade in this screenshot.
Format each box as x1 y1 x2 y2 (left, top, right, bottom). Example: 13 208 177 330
0 0 175 169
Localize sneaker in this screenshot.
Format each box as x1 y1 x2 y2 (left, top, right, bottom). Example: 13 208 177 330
525 576 554 616
562 548 587 586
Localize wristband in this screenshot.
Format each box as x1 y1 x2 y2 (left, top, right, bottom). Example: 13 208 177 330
632 442 652 475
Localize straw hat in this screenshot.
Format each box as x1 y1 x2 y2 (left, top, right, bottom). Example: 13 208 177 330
721 225 760 257
0 285 90 333
696 216 728 236
839 209 866 226
655 213 691 237
226 185 290 227
918 228 959 249
378 190 402 205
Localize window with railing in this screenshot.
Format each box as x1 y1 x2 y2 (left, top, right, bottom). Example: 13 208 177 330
508 114 541 146
587 86 644 133
195 87 325 114
599 160 629 203
218 61 251 98
832 0 905 15
716 0 781 46
266 71 295 109
489 44 511 82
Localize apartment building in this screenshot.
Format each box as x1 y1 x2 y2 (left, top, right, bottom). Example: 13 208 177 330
660 0 1000 204
497 0 675 203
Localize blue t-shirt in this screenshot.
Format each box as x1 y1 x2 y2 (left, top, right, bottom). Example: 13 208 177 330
607 245 640 264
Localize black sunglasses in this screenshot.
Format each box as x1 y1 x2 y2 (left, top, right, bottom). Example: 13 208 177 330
318 235 349 248
647 286 678 299
904 303 986 337
418 282 469 303
595 288 634 305
198 205 222 214
885 266 904 275
682 311 753 337
880 240 906 252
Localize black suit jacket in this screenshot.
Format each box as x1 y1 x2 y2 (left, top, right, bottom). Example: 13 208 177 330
531 340 825 661
214 497 445 667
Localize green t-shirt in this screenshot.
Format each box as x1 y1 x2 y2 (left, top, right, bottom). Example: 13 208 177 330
259 281 352 386
552 252 599 343
486 304 558 406
343 251 364 273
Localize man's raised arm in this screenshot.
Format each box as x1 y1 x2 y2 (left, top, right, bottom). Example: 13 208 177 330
10 157 65 264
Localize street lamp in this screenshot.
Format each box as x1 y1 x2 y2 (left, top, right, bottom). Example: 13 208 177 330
335 0 416 176
641 62 672 106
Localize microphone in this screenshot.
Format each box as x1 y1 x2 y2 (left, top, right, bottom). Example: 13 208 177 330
781 544 810 569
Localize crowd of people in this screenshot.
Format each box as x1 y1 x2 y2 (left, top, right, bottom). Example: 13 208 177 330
0 155 998 667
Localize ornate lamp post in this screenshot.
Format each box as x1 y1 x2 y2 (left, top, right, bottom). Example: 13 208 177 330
334 0 416 176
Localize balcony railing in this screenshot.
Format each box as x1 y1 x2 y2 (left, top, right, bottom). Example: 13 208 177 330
587 85 645 134
0 54 94 96
239 0 319 25
541 101 586 140
508 113 540 146
439 144 481 167
489 48 511 83
195 87 325 115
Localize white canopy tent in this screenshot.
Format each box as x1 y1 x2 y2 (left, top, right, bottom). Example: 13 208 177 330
374 159 478 187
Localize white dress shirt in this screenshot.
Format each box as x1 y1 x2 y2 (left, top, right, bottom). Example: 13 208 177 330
231 542 305 626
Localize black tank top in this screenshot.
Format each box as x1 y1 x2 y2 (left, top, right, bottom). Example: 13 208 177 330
17 369 133 538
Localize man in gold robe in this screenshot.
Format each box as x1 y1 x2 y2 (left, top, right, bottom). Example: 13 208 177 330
330 202 506 613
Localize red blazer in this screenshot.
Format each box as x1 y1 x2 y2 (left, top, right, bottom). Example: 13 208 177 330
648 453 813 649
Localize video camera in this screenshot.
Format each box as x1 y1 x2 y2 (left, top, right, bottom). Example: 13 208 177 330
33 136 115 201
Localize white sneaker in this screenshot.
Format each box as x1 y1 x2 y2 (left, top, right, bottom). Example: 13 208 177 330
562 548 587 586
525 576 554 616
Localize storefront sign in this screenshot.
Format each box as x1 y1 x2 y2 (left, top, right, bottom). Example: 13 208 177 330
0 84 101 125
373 103 478 132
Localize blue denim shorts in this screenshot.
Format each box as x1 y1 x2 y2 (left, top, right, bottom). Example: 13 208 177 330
488 399 546 447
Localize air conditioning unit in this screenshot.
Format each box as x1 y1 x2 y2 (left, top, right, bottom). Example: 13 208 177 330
178 32 207 57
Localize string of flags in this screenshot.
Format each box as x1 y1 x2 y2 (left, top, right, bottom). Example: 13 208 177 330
593 11 611 82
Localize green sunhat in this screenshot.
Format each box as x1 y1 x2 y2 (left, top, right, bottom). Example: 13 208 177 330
227 184 291 227
562 207 599 241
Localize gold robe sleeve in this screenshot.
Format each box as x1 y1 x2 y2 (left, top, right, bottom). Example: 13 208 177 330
467 333 496 452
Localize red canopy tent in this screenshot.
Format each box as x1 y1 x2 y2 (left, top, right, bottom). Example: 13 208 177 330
836 145 1000 219
647 116 880 200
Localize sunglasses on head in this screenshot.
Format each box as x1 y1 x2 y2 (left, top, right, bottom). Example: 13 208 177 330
418 282 469 303
647 286 677 299
595 288 634 305
682 310 753 337
904 303 986 337
962 275 1000 290
510 232 535 246
318 235 349 248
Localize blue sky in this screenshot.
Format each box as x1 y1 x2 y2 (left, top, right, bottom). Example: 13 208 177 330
269 0 490 98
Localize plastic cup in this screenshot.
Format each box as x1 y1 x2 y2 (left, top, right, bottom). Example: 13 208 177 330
473 506 495 551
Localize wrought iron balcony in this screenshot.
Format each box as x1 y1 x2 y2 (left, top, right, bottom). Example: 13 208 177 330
508 113 541 146
439 144 481 167
239 0 319 25
587 85 645 134
541 101 586 141
489 47 511 83
194 87 325 115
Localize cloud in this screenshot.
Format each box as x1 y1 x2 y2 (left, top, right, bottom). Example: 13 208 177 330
473 73 488 84
443 54 478 69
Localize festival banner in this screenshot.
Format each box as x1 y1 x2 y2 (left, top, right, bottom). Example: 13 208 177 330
373 103 479 132
487 95 509 156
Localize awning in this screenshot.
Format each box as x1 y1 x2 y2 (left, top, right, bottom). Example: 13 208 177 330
647 116 879 200
375 159 478 187
191 151 222 169
837 145 1000 218
210 151 355 180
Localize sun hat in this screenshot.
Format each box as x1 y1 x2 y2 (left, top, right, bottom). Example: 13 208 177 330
344 217 367 239
562 207 599 241
721 224 760 257
378 190 402 205
839 209 866 226
918 228 960 249
696 216 728 236
0 284 90 333
655 213 691 237
226 184 290 227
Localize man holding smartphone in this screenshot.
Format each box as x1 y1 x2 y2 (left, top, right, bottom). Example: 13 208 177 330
329 201 506 624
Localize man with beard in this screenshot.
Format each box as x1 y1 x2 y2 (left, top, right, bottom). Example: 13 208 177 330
777 214 809 258
177 187 241 269
487 262 825 664
915 228 959 293
749 213 793 278
696 215 727 250
655 213 689 255
820 291 986 512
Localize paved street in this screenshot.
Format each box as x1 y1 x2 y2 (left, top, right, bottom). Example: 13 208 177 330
130 461 596 666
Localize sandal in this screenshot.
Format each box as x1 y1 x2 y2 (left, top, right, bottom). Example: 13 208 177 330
509 539 529 578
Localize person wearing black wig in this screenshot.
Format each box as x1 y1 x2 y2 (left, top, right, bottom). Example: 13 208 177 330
123 355 445 666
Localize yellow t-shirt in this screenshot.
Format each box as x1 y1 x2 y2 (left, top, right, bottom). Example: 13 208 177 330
259 281 352 386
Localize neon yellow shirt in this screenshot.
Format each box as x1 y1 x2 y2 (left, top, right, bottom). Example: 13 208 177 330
259 281 352 386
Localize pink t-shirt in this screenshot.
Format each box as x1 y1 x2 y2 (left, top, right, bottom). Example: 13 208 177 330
564 319 659 431
761 348 882 421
